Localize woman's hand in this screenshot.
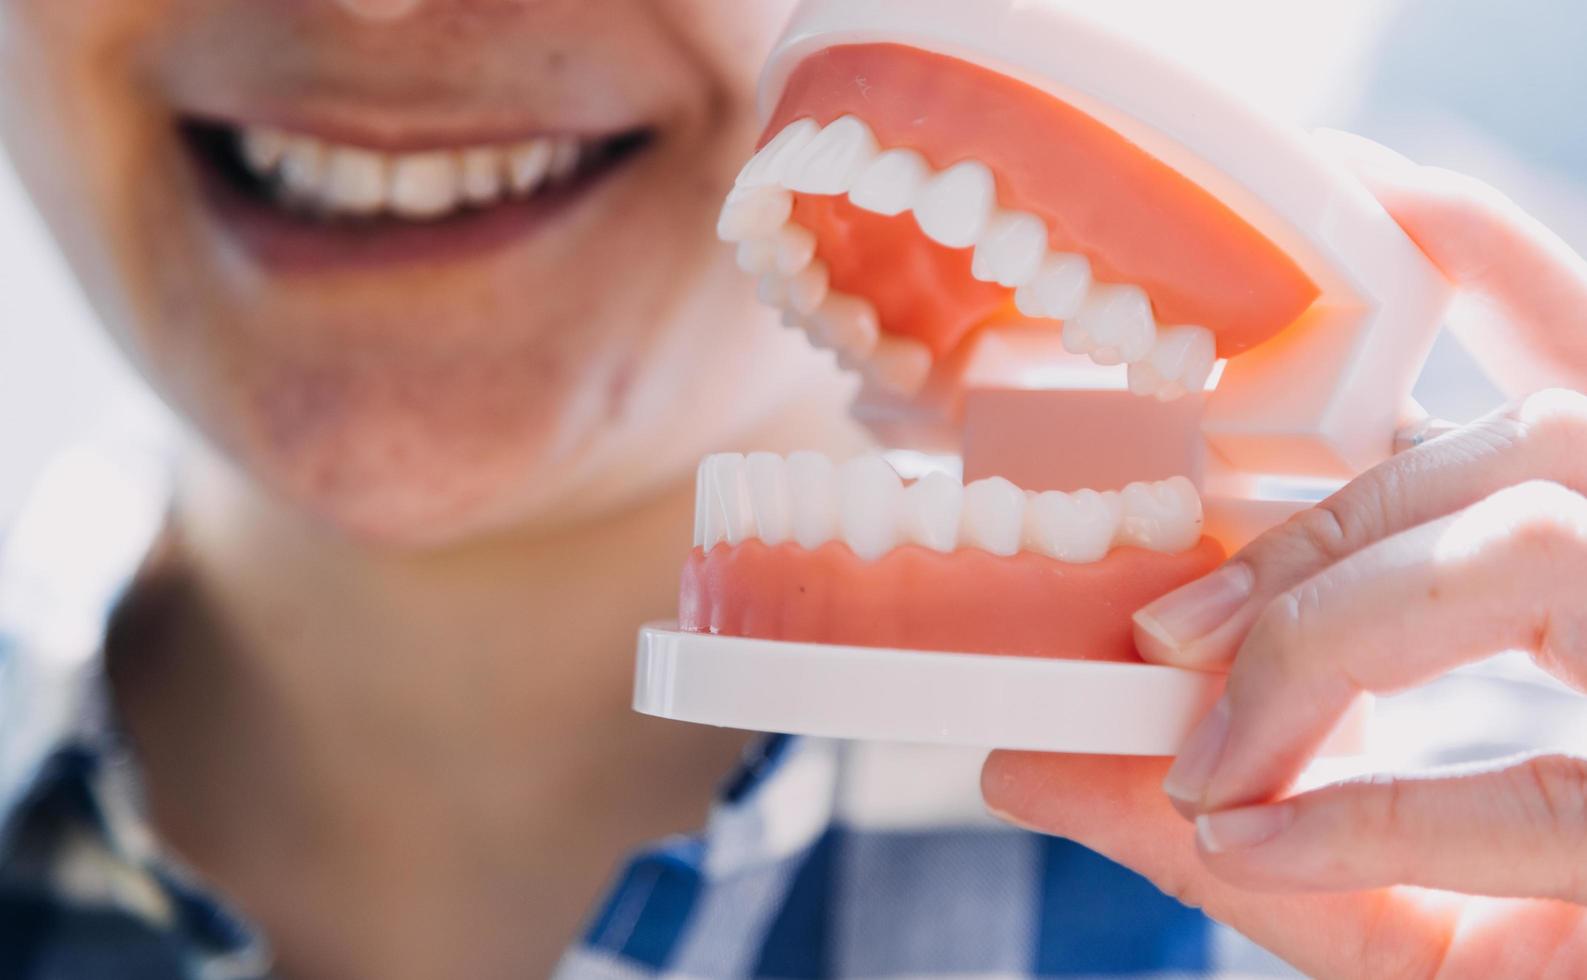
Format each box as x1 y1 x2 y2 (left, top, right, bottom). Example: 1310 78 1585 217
982 136 1587 978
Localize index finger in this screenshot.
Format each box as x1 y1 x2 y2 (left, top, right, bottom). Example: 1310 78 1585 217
1133 388 1587 669
1170 480 1587 816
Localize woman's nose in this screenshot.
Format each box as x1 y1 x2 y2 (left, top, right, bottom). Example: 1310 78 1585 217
333 0 425 21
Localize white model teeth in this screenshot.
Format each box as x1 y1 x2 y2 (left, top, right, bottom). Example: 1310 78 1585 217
1014 253 1092 321
971 211 1046 288
697 454 755 549
808 293 878 358
694 452 1202 562
735 118 820 189
839 456 905 561
864 335 933 397
1127 325 1217 402
744 452 793 545
1118 477 1203 553
737 239 778 276
915 161 995 249
902 471 962 552
959 476 1025 556
756 273 789 308
849 148 930 217
1023 488 1124 564
234 124 588 221
717 186 793 242
1066 284 1157 366
786 451 839 550
773 224 818 276
785 260 831 316
783 115 878 196
722 118 1227 401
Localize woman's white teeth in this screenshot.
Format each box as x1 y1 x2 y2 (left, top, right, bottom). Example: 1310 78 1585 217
233 125 590 220
960 476 1025 556
725 118 1227 402
506 139 554 195
972 211 1047 288
1127 324 1217 401
459 147 505 204
915 161 995 249
549 139 582 182
389 151 459 219
278 137 326 201
1066 283 1157 366
241 127 289 174
694 453 1203 561
849 148 930 217
783 115 878 196
322 148 386 215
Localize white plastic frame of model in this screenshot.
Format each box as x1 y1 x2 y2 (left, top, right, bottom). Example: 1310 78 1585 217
636 0 1449 755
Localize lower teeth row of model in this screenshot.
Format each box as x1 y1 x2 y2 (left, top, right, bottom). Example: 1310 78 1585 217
694 451 1202 562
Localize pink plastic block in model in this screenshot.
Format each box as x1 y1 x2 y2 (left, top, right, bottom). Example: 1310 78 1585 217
634 0 1444 756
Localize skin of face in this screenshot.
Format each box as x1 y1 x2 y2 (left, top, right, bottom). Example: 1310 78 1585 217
0 0 814 547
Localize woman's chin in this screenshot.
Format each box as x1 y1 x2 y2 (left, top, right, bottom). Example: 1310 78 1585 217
197 404 678 554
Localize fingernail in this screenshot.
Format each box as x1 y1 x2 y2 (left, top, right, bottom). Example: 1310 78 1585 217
985 802 1041 834
335 0 424 21
1195 803 1295 853
1162 696 1230 812
1134 563 1253 656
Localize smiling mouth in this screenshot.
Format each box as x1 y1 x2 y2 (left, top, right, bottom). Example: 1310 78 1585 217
181 118 656 268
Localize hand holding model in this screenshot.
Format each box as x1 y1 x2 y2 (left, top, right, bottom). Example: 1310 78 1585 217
984 134 1587 977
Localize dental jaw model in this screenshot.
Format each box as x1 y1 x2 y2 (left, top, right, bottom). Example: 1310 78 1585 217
635 0 1450 755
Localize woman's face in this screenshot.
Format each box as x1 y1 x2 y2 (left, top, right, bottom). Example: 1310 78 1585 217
0 0 813 545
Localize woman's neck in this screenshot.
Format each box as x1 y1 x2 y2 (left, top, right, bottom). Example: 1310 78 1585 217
111 386 868 979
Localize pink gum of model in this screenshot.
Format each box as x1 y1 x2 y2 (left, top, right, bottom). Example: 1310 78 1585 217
770 0 1454 551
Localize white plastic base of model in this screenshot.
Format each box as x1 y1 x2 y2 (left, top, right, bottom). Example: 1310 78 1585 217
635 623 1367 757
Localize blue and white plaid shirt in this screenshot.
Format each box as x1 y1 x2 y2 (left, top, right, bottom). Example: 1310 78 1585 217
0 430 1322 979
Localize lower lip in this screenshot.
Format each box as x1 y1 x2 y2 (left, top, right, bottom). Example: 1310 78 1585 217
187 140 644 274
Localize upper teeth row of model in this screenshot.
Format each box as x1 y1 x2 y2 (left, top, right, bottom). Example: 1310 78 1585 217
694 451 1202 563
234 125 585 220
717 116 1219 401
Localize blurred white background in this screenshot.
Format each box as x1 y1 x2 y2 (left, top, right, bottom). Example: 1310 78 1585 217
5 0 1584 521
